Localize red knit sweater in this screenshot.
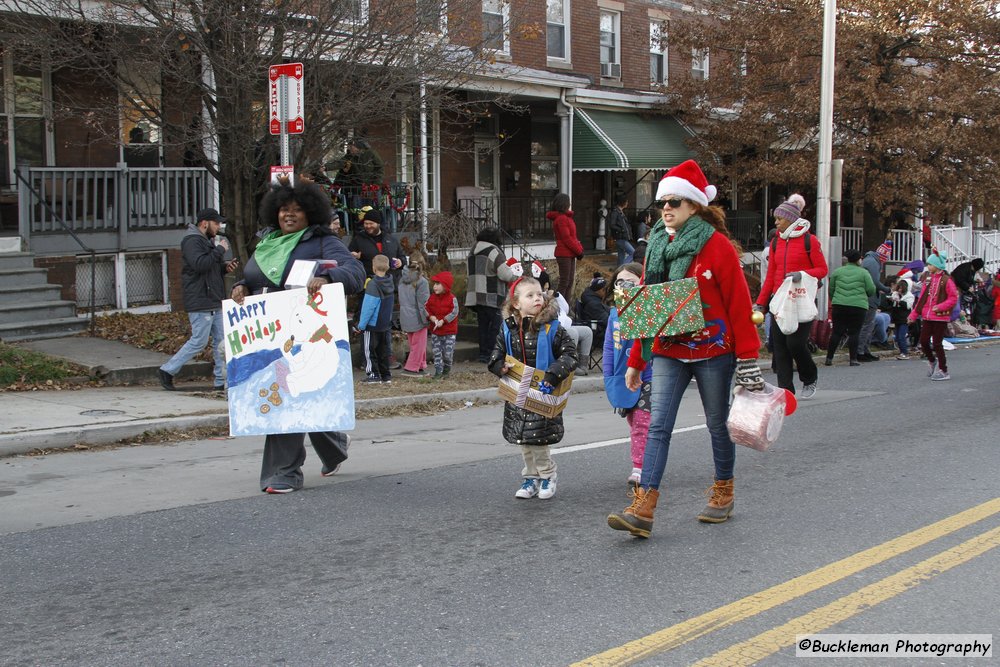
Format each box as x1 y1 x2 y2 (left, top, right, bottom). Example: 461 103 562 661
756 233 828 305
628 232 760 367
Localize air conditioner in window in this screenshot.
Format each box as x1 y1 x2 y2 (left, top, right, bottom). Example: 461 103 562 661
600 62 621 79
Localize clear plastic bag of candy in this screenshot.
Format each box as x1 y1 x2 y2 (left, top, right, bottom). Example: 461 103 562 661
727 382 796 451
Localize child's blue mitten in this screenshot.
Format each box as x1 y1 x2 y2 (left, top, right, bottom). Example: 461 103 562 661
538 380 554 395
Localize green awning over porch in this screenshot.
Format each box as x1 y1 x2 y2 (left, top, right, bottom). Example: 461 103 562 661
572 108 694 171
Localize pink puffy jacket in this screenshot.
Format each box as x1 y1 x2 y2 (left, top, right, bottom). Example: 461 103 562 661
910 272 958 322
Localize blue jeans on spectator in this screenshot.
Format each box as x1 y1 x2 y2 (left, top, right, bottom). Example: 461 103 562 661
160 310 225 386
616 239 635 267
640 353 737 490
873 312 891 345
895 322 909 355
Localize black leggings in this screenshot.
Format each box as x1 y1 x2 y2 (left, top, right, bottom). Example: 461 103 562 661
770 317 817 393
828 304 868 361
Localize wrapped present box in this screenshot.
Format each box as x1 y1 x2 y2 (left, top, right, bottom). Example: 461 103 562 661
614 277 705 340
497 355 573 418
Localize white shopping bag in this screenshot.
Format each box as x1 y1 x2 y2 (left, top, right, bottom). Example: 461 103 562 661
769 274 818 334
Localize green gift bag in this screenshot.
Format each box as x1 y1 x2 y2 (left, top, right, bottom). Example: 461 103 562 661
614 277 705 340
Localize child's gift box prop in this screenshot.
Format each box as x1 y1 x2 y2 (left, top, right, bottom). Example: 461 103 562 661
497 355 573 418
614 278 705 340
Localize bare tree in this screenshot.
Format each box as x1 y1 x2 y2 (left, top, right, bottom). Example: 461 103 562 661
658 0 1000 247
2 0 525 259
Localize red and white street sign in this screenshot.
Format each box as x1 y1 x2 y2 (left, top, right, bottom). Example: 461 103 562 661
269 62 304 135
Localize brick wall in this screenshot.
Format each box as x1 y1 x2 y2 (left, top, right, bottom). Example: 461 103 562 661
33 255 77 303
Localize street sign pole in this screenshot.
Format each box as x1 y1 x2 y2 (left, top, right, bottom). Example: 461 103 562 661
816 0 838 317
279 75 290 167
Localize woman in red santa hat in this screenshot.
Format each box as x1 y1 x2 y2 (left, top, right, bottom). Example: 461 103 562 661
754 193 828 397
607 160 762 539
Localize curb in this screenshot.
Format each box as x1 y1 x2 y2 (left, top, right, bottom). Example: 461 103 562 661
0 376 609 457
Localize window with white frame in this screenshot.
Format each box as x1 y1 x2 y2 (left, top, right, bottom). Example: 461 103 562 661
691 48 709 80
599 11 621 79
649 21 668 86
1 48 52 189
547 0 569 61
482 0 510 53
417 0 447 33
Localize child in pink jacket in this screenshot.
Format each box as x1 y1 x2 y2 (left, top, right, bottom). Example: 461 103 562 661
908 252 958 381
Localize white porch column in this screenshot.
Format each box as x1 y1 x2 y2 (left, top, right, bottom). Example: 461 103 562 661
557 99 572 201
201 54 220 209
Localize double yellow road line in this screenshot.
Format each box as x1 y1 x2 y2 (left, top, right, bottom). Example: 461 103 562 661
574 497 1000 666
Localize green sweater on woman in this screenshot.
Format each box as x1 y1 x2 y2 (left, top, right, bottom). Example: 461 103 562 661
828 263 875 310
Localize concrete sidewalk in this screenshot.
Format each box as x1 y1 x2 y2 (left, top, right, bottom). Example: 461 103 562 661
2 335 610 456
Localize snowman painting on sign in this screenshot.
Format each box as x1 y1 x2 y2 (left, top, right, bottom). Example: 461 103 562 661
222 283 355 436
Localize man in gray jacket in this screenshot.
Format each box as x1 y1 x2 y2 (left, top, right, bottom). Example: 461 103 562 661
857 249 890 362
159 208 238 390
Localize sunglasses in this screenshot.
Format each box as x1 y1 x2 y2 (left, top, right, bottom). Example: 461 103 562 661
614 278 637 289
655 198 685 209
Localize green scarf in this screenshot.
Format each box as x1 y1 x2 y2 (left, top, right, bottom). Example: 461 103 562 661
643 215 715 285
253 228 307 284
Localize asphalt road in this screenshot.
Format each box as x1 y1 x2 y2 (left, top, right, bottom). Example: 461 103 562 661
1 347 998 666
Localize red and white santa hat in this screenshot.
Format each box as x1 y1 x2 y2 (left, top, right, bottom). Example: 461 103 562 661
505 256 523 277
655 159 717 207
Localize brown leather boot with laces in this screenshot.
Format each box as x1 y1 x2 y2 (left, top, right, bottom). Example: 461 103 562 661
607 487 660 538
697 478 734 523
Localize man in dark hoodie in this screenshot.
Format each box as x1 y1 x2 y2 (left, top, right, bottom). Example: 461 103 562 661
348 209 406 283
357 254 396 383
159 208 238 390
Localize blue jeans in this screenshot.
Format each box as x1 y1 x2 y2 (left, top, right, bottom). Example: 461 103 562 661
640 353 737 489
616 239 635 267
161 310 225 385
894 322 909 354
873 312 890 345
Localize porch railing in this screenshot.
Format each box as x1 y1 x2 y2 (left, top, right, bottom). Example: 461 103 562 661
974 230 1000 274
839 227 921 264
18 166 211 252
930 225 973 271
455 194 554 242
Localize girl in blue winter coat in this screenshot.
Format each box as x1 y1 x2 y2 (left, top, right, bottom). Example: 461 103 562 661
602 263 652 487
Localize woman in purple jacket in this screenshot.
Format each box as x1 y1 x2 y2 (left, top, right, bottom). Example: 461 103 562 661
602 262 652 487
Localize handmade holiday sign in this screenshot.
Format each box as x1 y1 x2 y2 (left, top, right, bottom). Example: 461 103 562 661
222 283 354 436
614 277 705 340
497 355 573 418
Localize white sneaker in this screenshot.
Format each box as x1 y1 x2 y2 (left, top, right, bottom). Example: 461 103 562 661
515 478 539 499
800 383 817 399
321 434 352 476
538 474 557 499
896 354 910 360
930 369 951 381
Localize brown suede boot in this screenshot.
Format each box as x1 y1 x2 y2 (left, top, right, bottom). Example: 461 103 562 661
697 478 734 523
607 487 660 538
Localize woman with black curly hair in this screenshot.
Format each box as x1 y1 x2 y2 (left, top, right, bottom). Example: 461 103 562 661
231 177 366 494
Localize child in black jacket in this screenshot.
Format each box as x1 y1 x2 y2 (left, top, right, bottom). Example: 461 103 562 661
488 276 577 500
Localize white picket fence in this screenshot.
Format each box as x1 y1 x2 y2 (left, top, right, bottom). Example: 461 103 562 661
839 224 998 273
839 227 921 264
